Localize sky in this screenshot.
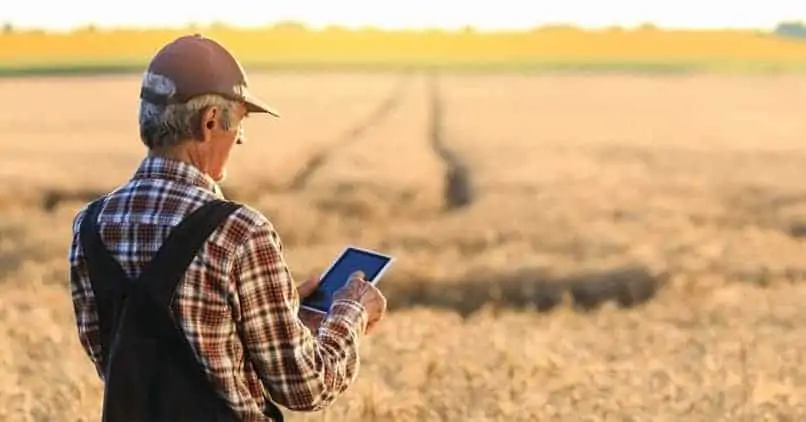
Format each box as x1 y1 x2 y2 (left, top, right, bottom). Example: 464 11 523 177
2 1 806 31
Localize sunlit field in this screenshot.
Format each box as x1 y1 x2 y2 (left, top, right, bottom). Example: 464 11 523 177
3 66 806 420
3 25 806 73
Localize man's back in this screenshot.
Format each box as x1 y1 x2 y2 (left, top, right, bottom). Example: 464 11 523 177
69 157 369 421
78 195 251 422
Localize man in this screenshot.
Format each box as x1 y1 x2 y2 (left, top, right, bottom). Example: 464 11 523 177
68 34 387 422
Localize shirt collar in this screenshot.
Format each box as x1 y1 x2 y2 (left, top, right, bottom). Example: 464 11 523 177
131 156 225 198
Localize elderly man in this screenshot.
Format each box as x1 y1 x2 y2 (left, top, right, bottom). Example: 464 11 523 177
68 34 387 422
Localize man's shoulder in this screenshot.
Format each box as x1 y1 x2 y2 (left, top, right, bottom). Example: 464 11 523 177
226 201 271 226
68 184 128 235
69 198 99 236
220 201 278 239
214 201 286 259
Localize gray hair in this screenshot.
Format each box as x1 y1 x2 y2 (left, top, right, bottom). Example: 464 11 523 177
138 72 239 149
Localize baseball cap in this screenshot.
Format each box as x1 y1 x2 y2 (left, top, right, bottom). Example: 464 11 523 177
140 33 279 117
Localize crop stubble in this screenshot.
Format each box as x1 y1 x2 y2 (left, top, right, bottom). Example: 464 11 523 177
1 72 806 420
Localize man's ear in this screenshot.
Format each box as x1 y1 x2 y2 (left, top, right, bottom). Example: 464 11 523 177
199 106 219 142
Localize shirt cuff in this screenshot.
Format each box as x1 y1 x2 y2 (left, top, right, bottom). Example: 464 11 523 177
328 299 368 333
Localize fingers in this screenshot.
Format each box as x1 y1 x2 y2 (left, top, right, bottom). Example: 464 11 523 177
299 308 326 333
297 274 321 299
364 292 387 334
332 270 387 335
365 310 386 334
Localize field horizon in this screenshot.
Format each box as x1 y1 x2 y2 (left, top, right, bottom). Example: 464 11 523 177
3 23 806 76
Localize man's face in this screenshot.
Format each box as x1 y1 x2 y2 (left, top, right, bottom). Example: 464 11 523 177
199 102 248 183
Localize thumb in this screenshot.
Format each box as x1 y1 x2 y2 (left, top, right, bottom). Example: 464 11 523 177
297 274 320 298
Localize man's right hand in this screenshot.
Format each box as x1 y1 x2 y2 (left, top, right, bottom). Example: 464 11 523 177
332 271 387 334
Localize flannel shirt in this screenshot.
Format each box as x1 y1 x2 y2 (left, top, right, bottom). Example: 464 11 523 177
68 156 368 421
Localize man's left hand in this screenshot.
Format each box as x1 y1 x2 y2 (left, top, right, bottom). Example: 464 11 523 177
299 308 325 334
297 273 324 333
297 274 320 300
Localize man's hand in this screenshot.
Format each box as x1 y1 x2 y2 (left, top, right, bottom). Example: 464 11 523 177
299 308 326 334
333 271 387 334
297 273 324 333
297 273 320 300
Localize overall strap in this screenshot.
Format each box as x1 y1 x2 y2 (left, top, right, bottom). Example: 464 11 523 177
79 196 129 356
135 200 242 312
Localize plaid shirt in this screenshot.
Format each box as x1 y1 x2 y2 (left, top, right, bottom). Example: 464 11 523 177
68 156 368 421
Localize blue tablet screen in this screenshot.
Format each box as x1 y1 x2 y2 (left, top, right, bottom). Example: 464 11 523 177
302 248 392 313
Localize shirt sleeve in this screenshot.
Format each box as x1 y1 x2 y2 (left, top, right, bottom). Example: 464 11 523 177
231 219 368 412
68 208 106 381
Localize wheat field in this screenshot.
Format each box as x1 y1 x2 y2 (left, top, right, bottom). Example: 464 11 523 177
2 72 806 421
5 26 806 71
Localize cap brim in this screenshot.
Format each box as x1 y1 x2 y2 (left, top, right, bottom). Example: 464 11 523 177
244 93 279 117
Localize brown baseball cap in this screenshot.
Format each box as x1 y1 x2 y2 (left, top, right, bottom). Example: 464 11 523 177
140 33 278 117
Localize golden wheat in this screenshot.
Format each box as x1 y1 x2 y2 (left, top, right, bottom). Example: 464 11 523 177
2 72 806 421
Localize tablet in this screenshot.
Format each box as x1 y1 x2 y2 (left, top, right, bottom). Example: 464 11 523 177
300 246 394 314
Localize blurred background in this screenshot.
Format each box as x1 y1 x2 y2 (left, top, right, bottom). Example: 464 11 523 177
3 2 806 420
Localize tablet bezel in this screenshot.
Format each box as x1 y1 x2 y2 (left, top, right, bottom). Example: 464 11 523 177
300 245 394 315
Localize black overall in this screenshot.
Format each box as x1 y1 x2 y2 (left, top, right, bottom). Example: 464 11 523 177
79 198 284 422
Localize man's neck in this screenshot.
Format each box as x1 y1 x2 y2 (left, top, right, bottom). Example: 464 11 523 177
147 146 222 184
148 144 192 163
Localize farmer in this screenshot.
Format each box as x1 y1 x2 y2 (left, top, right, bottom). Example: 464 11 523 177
67 34 387 422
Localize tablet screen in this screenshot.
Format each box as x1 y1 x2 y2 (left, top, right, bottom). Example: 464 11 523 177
301 247 392 313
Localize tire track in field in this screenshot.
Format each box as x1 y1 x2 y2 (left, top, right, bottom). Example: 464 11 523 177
285 76 412 191
428 74 474 211
29 76 412 212
380 264 666 316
